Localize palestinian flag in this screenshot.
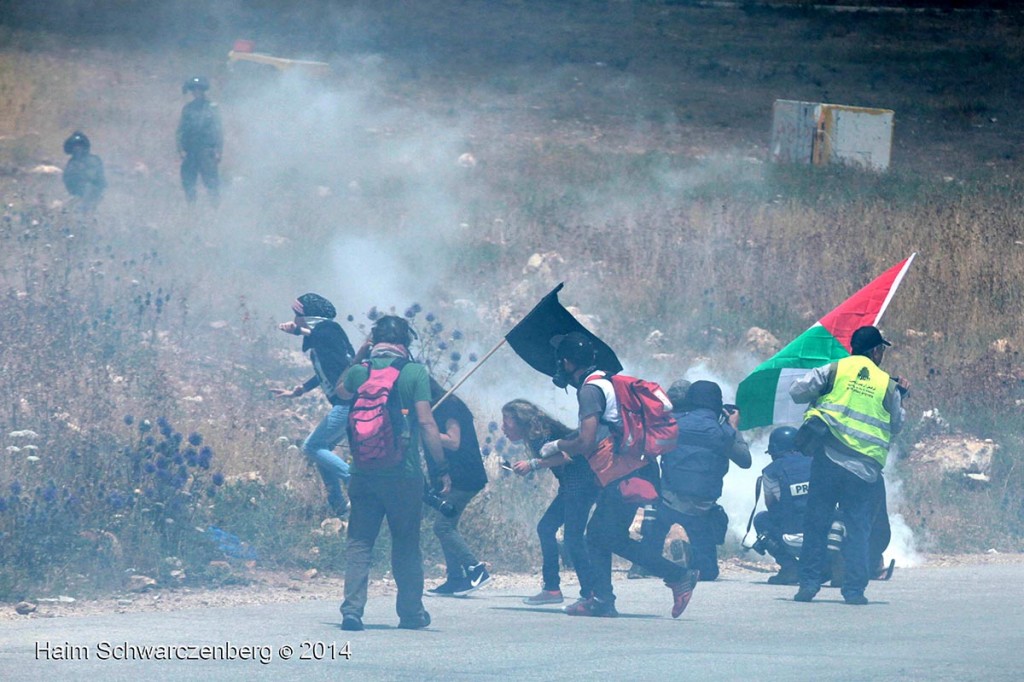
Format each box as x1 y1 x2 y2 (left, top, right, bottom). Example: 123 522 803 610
735 254 916 430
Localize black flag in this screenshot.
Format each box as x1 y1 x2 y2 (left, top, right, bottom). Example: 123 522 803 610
505 283 622 378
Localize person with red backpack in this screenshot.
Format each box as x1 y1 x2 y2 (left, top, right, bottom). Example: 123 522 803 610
541 332 698 618
335 315 448 632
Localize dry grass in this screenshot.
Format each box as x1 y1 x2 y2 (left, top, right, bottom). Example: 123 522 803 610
2 3 1023 596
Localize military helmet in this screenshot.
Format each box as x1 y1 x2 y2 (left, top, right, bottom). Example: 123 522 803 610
182 75 210 93
552 332 596 368
63 131 90 155
767 426 799 458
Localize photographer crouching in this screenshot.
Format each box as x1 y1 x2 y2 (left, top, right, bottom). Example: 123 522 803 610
750 426 811 585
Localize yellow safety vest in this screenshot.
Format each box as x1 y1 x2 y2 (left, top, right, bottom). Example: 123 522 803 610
804 355 893 467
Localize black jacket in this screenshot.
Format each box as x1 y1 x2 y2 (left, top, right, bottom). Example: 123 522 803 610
431 397 487 493
300 321 355 405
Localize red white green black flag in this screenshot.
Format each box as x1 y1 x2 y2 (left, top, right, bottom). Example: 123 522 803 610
735 254 916 430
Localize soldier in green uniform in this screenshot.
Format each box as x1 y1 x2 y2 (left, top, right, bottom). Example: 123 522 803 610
176 76 223 205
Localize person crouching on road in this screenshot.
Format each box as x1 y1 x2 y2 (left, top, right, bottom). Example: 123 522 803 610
425 379 491 597
789 325 908 606
503 399 598 606
752 426 811 585
654 380 752 582
272 293 359 518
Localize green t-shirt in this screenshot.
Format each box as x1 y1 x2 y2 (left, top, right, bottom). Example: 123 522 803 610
343 357 430 478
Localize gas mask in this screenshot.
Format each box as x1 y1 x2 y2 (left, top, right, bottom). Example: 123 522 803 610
552 362 572 389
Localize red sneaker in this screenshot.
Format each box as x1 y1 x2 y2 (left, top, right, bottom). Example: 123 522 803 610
564 596 617 617
667 570 699 618
523 589 564 605
564 597 595 616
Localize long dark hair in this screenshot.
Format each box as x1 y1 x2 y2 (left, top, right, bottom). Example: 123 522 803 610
501 399 574 456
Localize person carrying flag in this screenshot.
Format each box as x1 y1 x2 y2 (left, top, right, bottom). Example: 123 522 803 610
544 332 698 618
789 325 909 606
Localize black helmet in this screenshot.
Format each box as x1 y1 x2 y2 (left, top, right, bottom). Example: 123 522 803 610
372 315 415 346
686 380 723 414
63 131 90 155
552 332 596 368
182 76 210 93
767 426 799 458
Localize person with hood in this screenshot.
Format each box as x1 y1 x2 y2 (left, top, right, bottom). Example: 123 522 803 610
655 380 752 582
272 293 357 518
62 131 106 211
789 325 908 605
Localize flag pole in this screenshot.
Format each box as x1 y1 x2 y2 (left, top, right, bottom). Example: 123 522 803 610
431 337 508 412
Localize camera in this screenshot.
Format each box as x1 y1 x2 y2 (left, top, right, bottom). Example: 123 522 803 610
423 488 457 518
742 533 770 556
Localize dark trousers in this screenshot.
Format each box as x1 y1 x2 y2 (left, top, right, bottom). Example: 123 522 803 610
537 484 597 597
753 511 798 570
587 487 685 603
646 504 723 581
799 454 883 599
341 474 426 622
432 487 480 579
869 479 891 571
181 148 220 204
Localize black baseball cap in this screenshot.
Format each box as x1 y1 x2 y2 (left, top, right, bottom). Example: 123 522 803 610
850 326 892 354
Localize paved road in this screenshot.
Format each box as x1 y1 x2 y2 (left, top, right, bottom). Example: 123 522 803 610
1 563 1021 681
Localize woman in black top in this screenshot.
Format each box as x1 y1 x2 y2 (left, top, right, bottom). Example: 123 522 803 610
502 399 598 605
426 380 491 596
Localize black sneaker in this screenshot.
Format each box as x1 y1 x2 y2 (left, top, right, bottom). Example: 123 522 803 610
426 580 461 597
454 563 491 595
589 597 619 617
794 586 819 602
341 614 363 631
397 610 431 629
844 594 869 606
767 566 800 585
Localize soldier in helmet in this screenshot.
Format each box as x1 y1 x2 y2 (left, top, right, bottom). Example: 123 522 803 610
176 76 223 205
62 131 106 211
752 426 812 585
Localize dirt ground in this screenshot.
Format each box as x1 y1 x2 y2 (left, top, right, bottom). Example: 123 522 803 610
3 552 1022 623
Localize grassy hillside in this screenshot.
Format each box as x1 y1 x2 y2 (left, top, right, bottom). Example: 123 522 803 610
1 2 1022 597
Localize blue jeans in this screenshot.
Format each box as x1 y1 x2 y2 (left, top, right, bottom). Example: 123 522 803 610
799 453 883 599
302 403 352 515
537 485 598 597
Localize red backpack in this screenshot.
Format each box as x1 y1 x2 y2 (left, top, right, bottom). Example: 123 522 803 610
347 358 409 470
586 373 679 460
